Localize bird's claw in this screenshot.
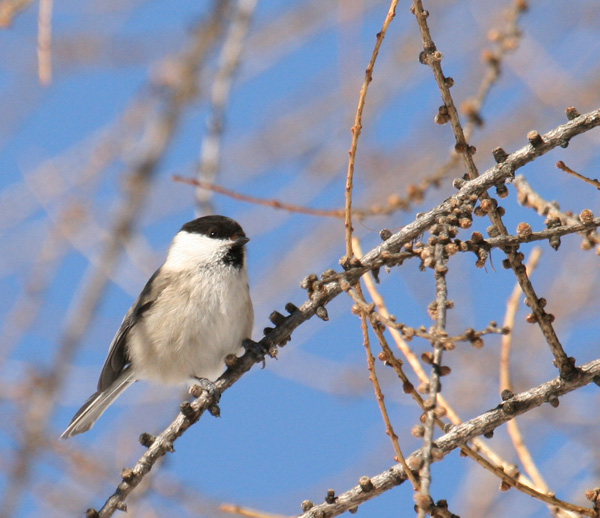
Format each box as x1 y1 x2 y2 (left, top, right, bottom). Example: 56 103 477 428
191 377 221 417
242 338 276 366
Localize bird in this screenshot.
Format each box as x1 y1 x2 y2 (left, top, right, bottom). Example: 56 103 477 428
61 215 253 438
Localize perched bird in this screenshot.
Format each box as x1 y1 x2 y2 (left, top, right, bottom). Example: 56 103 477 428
61 215 253 438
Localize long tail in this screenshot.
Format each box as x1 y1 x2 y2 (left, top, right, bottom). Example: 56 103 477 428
61 370 135 439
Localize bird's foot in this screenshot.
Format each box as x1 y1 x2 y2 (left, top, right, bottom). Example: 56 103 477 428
191 377 221 417
242 338 275 364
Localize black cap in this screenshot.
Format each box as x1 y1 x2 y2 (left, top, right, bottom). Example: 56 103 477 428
180 215 246 240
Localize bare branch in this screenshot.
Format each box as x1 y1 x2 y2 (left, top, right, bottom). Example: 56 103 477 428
297 358 600 518
175 175 345 218
411 0 592 379
514 174 600 249
220 503 289 518
500 248 552 493
416 238 450 516
346 277 419 490
556 160 600 190
95 108 600 516
344 0 399 260
484 217 600 249
37 0 52 85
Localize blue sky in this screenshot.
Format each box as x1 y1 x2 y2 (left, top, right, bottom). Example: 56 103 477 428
1 1 600 517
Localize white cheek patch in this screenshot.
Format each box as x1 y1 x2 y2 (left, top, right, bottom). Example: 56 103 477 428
164 232 228 271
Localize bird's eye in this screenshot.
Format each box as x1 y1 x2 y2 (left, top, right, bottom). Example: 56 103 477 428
209 231 217 238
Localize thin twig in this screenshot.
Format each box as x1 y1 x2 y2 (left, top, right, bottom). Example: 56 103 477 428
484 217 600 249
514 174 600 248
175 175 345 218
556 160 600 190
220 503 289 518
347 256 420 490
359 296 420 490
344 0 399 260
500 247 550 492
178 175 441 220
37 0 52 85
411 0 478 180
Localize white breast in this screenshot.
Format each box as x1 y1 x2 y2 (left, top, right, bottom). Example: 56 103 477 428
127 265 253 385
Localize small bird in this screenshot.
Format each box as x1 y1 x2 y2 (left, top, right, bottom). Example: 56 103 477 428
61 215 253 438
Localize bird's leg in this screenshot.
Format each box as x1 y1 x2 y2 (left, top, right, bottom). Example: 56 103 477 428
242 338 274 364
191 377 221 417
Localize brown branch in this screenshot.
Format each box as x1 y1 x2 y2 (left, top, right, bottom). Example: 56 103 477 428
175 175 345 218
177 175 426 220
296 358 600 518
411 0 478 180
359 296 419 490
556 160 600 190
500 247 542 394
346 266 420 490
344 0 399 260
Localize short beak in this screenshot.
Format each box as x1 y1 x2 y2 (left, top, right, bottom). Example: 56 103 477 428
232 236 250 248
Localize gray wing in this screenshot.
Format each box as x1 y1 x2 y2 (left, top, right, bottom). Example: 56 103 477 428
97 267 169 391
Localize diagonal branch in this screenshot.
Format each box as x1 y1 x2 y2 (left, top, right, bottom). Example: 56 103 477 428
556 160 600 190
94 107 600 517
296 358 600 518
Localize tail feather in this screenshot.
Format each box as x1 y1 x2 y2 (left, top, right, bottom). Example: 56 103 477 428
61 371 135 439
